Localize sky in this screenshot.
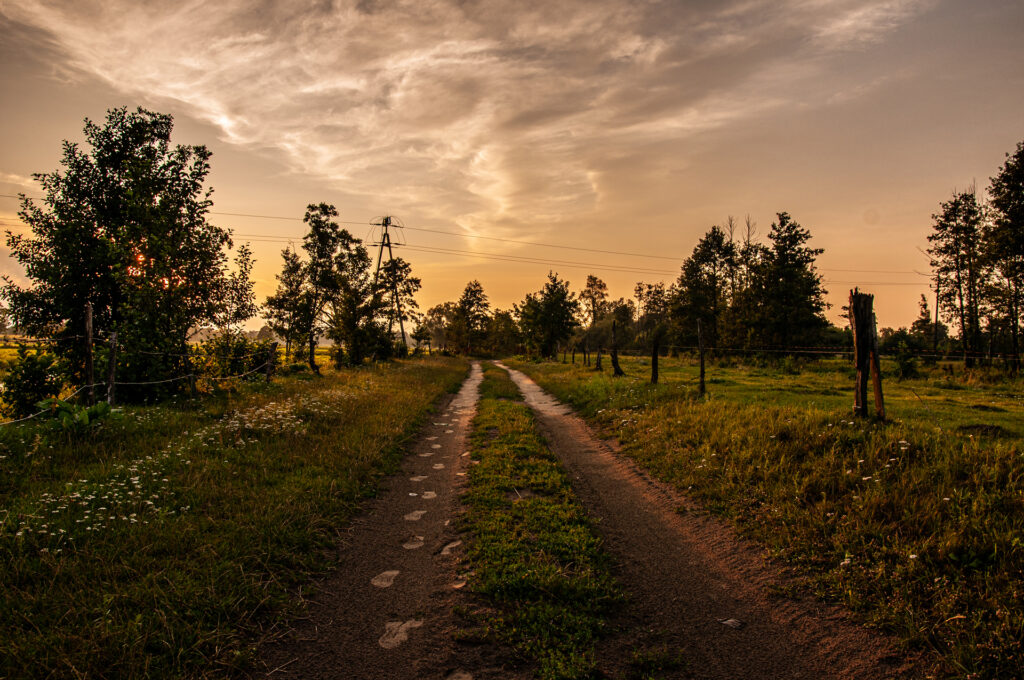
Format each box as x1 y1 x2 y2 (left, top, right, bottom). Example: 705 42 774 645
1 0 1022 330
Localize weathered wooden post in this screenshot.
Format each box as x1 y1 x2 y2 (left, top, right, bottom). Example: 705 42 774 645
697 318 706 397
610 321 625 377
84 302 95 405
651 326 664 385
849 289 885 419
106 331 117 406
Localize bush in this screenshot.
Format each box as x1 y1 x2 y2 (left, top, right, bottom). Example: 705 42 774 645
192 332 279 382
1 346 65 417
894 341 918 380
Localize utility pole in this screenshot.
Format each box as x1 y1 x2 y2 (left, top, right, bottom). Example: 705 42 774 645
371 216 407 347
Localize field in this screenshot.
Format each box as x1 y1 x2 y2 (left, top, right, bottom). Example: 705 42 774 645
0 357 468 678
506 354 1023 679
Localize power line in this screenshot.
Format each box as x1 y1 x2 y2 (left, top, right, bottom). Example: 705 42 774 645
0 192 931 277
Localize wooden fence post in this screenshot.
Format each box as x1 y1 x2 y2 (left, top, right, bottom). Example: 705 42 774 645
651 330 661 384
84 302 94 405
611 321 625 377
106 331 117 406
697 318 706 397
870 310 886 419
850 288 884 419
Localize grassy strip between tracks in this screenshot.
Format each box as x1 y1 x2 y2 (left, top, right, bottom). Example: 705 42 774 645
460 363 623 679
0 356 468 678
506 357 1024 680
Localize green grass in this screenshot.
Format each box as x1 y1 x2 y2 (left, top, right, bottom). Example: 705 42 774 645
460 364 623 679
507 355 1023 679
0 356 468 678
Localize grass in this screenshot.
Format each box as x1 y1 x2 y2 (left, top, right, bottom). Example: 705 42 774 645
0 356 468 678
460 363 623 679
507 354 1023 679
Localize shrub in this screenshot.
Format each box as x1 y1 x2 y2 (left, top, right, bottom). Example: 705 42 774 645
1 346 64 417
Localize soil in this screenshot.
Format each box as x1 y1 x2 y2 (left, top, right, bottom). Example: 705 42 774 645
255 362 525 680
495 361 930 680
256 360 932 679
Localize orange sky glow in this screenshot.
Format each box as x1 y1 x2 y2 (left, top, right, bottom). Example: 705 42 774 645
1 0 1022 330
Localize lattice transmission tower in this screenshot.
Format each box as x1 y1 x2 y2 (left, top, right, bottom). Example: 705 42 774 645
370 215 407 347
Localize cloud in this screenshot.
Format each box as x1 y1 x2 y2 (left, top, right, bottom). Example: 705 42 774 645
0 0 932 241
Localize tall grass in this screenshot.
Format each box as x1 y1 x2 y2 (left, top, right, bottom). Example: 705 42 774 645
508 358 1023 679
0 357 468 677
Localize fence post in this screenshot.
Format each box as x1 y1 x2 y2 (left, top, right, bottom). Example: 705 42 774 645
697 318 706 397
870 308 886 419
266 343 277 383
84 302 94 405
106 331 117 406
651 332 661 384
850 288 884 418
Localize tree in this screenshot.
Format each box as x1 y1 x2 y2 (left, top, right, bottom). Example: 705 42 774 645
297 203 344 373
928 190 986 367
753 212 828 349
580 275 609 327
987 140 1024 372
454 280 490 354
264 246 308 360
516 272 579 358
670 225 735 348
376 256 422 347
326 228 384 366
2 106 254 387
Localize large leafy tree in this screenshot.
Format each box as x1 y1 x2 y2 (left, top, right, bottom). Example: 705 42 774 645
987 140 1024 371
748 212 828 349
326 229 385 366
376 256 422 346
516 272 579 358
2 106 253 383
928 190 987 367
454 280 490 354
580 274 609 327
670 225 735 347
264 246 308 360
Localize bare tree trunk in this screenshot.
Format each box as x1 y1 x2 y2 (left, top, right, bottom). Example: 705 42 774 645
595 346 603 371
309 334 319 374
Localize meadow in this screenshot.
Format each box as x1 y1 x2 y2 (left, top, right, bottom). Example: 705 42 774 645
0 356 468 678
507 354 1023 679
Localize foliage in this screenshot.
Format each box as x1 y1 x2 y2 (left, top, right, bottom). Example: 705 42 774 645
190 331 279 386
1 346 64 417
37 397 118 436
1 107 255 387
453 280 490 354
986 140 1024 372
928 190 987 366
516 272 579 358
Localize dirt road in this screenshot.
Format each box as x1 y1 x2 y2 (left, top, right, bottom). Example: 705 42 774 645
256 362 514 680
495 361 922 680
